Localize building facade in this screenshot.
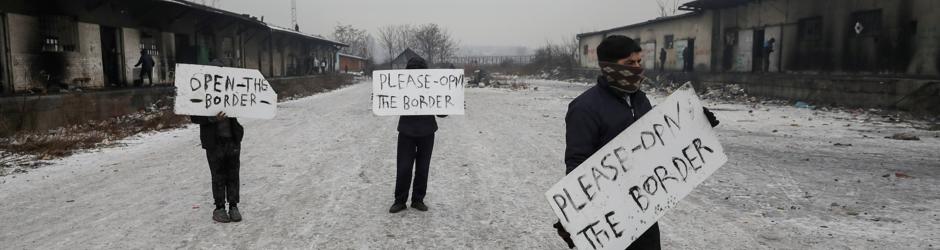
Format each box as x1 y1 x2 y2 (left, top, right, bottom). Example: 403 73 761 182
578 0 940 77
338 53 366 73
0 0 347 95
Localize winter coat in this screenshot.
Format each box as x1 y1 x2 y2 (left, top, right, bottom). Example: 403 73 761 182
398 115 447 137
564 76 653 174
191 116 244 149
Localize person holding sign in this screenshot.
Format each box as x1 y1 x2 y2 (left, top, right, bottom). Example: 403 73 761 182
191 111 244 223
554 35 719 249
389 57 447 214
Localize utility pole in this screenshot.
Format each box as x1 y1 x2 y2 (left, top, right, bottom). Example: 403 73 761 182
291 0 299 31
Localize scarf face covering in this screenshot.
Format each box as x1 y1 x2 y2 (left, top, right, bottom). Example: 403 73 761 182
600 62 646 94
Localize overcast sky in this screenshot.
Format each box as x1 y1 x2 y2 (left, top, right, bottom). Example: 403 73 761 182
216 0 684 49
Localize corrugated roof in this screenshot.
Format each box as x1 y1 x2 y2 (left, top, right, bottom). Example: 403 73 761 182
267 24 348 47
680 0 752 11
577 12 703 39
338 53 367 60
158 0 347 47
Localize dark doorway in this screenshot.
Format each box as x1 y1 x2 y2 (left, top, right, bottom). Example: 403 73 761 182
685 39 696 72
0 14 8 94
844 9 884 72
175 34 196 64
100 26 122 87
722 29 737 71
752 29 765 72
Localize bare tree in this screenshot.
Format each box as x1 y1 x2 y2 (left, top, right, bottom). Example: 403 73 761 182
377 25 400 64
394 24 417 56
333 23 373 60
528 36 580 78
655 0 682 17
377 25 418 64
412 23 458 65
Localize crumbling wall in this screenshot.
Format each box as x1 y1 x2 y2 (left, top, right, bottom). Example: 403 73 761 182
577 12 713 71
121 27 140 85
8 13 42 92
64 22 104 89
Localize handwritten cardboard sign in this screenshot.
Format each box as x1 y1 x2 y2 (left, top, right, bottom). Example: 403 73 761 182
545 83 728 250
372 69 465 116
173 63 277 119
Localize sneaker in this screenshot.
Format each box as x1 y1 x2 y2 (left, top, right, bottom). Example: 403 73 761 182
389 203 407 213
213 209 231 223
411 201 428 211
229 207 242 222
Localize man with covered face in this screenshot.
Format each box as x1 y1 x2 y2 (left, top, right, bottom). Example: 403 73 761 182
553 35 719 249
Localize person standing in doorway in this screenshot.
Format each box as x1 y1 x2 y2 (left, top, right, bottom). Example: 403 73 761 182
764 38 776 72
134 49 155 86
389 57 447 214
659 47 667 71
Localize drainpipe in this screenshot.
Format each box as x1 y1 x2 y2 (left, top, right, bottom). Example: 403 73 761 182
268 27 274 77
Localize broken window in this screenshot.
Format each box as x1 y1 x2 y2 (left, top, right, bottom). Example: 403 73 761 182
798 17 823 41
139 32 159 57
583 45 589 55
664 35 674 49
39 16 78 52
850 9 882 36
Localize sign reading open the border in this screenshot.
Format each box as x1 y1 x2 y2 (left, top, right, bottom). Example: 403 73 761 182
544 83 728 250
372 69 465 116
173 63 277 119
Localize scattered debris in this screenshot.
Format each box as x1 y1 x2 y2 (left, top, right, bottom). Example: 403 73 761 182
192 204 200 209
794 101 816 109
833 143 853 147
927 124 940 131
886 133 920 141
894 172 913 179
66 200 75 203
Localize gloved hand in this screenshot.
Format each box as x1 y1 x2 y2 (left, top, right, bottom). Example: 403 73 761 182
554 221 575 248
703 107 719 127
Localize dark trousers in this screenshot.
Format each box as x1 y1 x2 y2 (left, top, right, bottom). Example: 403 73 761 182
138 68 153 86
206 144 240 207
394 133 434 204
627 223 661 250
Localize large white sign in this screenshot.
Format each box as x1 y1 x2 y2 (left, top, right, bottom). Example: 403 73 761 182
372 69 465 116
173 63 277 119
544 83 728 250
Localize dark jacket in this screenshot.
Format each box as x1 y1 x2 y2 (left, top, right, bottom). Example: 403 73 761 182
135 54 155 69
191 116 244 149
564 76 652 174
397 115 447 137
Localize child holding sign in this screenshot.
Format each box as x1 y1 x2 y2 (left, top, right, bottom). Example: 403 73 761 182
389 58 448 213
192 111 244 223
555 35 719 249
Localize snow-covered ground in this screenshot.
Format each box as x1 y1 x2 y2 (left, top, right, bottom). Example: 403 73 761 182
0 80 937 249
